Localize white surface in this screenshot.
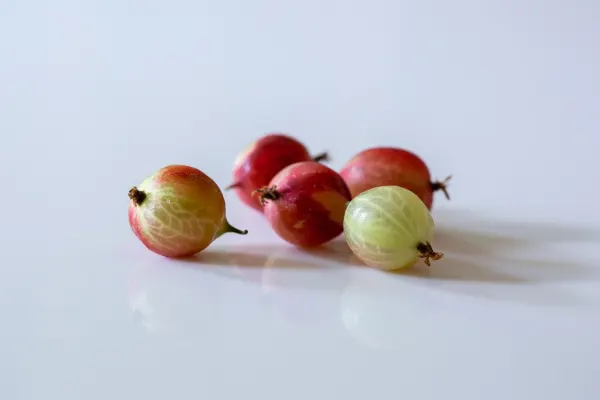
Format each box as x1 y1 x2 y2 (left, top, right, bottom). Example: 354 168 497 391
1 1 600 399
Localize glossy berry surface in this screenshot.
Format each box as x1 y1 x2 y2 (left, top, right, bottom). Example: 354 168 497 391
228 133 327 212
257 161 351 247
339 147 450 209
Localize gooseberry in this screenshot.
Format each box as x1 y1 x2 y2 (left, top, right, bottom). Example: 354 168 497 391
226 133 328 212
339 146 450 209
343 185 444 271
256 161 351 247
128 165 248 258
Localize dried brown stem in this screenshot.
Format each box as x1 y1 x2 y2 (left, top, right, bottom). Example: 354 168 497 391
416 241 444 266
224 182 242 190
128 187 146 206
252 186 281 206
431 175 452 200
312 152 330 162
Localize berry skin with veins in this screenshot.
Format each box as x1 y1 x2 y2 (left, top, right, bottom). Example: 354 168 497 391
128 165 247 258
344 185 444 271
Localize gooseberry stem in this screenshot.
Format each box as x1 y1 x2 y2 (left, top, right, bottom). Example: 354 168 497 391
224 182 241 190
253 186 281 206
312 152 330 162
216 220 248 238
417 241 444 266
128 187 146 206
431 175 452 200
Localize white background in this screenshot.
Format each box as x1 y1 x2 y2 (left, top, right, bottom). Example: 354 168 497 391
1 1 599 399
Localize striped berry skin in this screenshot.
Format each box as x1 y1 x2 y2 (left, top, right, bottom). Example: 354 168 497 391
128 165 247 258
227 133 328 213
343 186 443 271
339 147 450 210
257 161 351 248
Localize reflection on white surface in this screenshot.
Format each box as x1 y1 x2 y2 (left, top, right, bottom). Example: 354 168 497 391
125 211 600 363
340 209 600 350
126 243 355 333
128 210 600 343
340 271 449 350
259 247 351 326
127 257 226 335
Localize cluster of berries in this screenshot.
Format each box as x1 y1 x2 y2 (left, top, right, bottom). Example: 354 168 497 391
128 133 450 271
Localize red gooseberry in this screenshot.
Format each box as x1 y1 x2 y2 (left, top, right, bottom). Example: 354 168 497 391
226 133 328 212
255 161 351 247
339 147 451 209
128 165 248 258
